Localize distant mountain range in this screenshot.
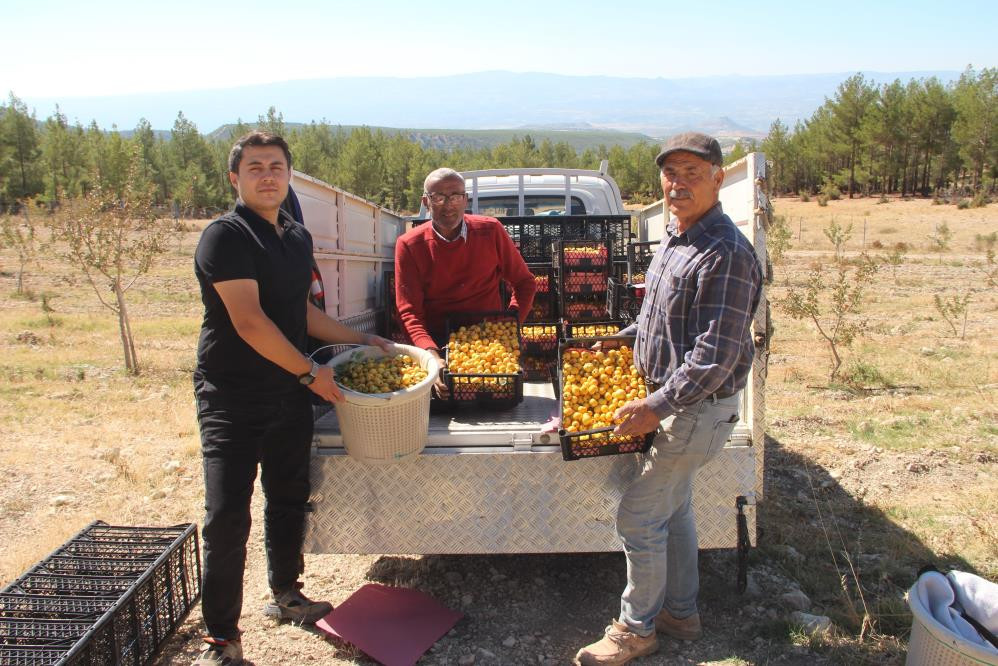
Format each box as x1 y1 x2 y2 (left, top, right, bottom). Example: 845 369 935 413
205 123 657 150
27 70 960 142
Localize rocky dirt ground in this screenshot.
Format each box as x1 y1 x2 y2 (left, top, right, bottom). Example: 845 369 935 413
2 196 996 665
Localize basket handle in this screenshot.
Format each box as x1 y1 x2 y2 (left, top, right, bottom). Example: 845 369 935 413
308 343 361 361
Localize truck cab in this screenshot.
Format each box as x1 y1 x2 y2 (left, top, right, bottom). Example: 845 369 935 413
417 161 626 217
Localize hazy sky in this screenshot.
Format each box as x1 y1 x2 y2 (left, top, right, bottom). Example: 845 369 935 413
3 0 995 98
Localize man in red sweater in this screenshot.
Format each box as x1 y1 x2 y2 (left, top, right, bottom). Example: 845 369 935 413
395 167 536 394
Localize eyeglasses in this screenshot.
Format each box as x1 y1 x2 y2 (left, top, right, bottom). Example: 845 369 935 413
424 192 467 205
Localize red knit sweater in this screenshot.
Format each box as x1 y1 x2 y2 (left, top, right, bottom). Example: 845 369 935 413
394 215 537 349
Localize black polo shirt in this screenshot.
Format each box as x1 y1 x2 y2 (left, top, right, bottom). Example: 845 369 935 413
194 203 313 400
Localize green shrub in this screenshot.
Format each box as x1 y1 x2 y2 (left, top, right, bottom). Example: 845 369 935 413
973 232 997 252
957 199 971 209
821 181 842 201
817 194 829 207
970 192 991 208
839 360 891 388
878 195 889 204
799 191 811 203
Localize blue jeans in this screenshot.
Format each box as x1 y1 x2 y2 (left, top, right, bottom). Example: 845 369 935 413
616 394 740 636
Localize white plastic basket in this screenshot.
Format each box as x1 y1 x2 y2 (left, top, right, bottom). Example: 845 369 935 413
327 343 439 464
906 583 998 666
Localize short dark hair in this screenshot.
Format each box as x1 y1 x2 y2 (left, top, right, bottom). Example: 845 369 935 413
228 131 292 173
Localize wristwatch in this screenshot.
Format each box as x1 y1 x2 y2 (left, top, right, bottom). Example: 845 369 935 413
297 360 320 386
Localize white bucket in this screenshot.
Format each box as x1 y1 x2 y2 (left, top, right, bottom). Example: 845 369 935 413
906 581 998 666
327 343 439 464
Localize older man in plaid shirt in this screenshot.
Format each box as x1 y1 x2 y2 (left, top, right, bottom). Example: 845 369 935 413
575 133 763 666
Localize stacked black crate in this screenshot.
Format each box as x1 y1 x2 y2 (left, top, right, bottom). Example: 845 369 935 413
522 263 560 380
555 238 613 324
608 240 659 322
0 522 200 665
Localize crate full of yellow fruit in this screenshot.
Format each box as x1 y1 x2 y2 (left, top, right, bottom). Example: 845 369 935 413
443 312 524 408
557 336 656 460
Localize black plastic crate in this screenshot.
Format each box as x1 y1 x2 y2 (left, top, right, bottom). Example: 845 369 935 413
521 356 557 382
561 295 610 323
520 322 561 357
37 557 159 578
606 277 644 322
0 521 200 666
626 241 659 282
0 645 74 665
0 618 95 646
444 311 524 408
553 238 612 271
526 263 557 322
0 595 113 621
520 322 561 381
562 320 627 338
556 336 656 461
498 215 632 262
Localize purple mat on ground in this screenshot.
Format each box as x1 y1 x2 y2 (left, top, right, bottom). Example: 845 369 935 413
316 583 463 666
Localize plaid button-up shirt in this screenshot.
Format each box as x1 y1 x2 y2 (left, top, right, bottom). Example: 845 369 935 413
621 202 763 418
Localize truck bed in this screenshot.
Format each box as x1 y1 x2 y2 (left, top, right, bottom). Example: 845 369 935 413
314 381 563 451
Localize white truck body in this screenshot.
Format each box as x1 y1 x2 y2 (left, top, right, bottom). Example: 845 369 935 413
300 154 770 556
418 162 626 217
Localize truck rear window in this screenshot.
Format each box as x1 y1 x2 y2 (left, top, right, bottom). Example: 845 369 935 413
475 196 587 216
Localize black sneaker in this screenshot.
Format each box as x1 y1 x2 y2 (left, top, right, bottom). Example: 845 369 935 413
263 583 333 624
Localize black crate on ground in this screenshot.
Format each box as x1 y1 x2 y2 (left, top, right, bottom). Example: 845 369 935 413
498 215 632 262
556 336 656 461
563 320 627 338
0 521 200 666
526 263 557 322
520 322 561 381
606 277 644 321
444 311 524 408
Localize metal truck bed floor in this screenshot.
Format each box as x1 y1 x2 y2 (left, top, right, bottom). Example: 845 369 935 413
313 381 560 448
306 381 756 554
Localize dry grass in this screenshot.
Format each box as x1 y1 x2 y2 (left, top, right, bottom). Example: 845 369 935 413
763 196 998 660
0 200 995 664
775 196 996 255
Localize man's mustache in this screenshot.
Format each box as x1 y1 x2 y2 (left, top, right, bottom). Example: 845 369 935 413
669 189 692 200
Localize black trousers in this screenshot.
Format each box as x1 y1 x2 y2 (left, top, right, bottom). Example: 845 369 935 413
194 384 314 640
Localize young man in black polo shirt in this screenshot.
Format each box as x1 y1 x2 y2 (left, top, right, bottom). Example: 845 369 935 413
192 131 390 665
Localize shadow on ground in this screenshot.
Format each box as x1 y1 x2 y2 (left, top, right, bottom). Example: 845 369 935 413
355 434 982 665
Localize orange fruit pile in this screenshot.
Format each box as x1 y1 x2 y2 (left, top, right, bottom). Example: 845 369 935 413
561 345 646 432
337 354 427 394
447 320 520 378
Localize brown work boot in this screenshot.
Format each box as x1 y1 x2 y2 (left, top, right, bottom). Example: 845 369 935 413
263 583 333 624
573 620 659 666
654 609 702 640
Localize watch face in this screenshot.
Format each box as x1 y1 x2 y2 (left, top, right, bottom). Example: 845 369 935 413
299 372 315 385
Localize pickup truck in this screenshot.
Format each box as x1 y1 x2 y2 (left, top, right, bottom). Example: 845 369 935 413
294 156 770 583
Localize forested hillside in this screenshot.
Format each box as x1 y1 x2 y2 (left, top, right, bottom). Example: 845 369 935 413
1 67 993 216
760 68 996 199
